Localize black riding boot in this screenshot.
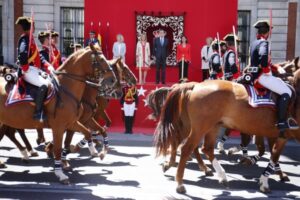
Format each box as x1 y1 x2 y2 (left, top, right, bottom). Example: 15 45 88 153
124 116 130 134
277 93 299 132
33 85 48 122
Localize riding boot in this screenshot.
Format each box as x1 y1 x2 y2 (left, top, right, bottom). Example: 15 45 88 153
128 116 133 134
276 93 299 132
33 85 48 122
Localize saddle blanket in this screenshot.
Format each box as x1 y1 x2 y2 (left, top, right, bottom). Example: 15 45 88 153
245 85 275 108
5 82 55 106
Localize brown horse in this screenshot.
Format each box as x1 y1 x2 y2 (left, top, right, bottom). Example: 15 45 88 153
0 44 117 183
155 73 300 193
147 86 213 176
44 59 137 169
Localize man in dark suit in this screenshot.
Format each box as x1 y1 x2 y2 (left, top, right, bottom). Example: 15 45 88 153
153 29 169 84
84 31 100 47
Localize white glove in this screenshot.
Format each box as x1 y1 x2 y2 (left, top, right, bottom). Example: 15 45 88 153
277 67 286 74
48 65 55 72
40 71 48 79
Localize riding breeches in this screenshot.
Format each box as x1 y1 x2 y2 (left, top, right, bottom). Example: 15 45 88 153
258 74 292 97
22 66 51 87
123 102 136 117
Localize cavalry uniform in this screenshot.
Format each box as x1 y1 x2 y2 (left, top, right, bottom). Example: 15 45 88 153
223 34 239 81
249 20 298 131
120 85 138 134
50 31 62 70
209 40 223 80
38 31 51 72
16 16 52 121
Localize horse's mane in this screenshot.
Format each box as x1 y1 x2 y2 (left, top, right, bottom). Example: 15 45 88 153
57 48 88 71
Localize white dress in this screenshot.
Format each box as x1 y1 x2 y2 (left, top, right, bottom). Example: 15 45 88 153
136 41 150 70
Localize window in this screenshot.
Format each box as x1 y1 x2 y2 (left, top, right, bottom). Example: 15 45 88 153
238 11 251 70
60 7 84 56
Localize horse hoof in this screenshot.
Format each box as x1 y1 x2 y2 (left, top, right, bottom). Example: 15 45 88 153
205 170 214 177
280 176 290 182
99 153 105 160
219 179 229 188
36 138 45 145
62 161 71 171
260 186 271 193
176 185 186 194
239 157 252 166
22 159 29 164
30 152 39 157
0 163 7 168
162 164 170 173
61 179 70 185
219 150 226 155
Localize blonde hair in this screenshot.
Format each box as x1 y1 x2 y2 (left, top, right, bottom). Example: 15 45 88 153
117 34 124 43
139 33 147 42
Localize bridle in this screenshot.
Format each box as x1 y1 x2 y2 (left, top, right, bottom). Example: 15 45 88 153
53 50 117 109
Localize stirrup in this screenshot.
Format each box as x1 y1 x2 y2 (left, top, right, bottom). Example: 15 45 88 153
287 118 299 130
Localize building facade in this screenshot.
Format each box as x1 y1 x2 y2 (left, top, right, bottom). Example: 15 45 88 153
0 0 299 65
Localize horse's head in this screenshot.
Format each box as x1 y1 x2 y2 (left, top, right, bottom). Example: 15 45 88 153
146 87 171 120
282 57 300 75
88 44 117 90
116 59 137 86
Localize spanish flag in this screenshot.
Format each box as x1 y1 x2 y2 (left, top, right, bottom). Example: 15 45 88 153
98 22 102 46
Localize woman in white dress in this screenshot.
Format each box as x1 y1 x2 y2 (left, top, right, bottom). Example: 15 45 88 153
112 34 126 62
136 34 150 84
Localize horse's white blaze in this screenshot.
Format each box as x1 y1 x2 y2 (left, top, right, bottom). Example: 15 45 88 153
55 169 69 181
212 158 227 181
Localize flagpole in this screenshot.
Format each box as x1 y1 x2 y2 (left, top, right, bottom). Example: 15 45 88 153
28 8 34 57
232 25 240 73
106 22 110 58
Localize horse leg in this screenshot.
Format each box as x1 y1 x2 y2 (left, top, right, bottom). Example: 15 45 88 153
193 147 213 176
68 121 97 157
60 130 74 170
87 118 109 160
240 132 251 156
240 135 265 165
267 137 290 182
217 127 229 154
162 144 177 173
5 128 29 162
52 127 69 184
17 129 39 157
259 137 287 193
36 128 45 145
176 129 203 194
202 128 228 186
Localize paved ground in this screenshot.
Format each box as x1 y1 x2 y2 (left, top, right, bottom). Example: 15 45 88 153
0 130 299 200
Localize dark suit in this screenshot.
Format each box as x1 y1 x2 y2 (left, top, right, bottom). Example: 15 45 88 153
153 37 169 84
84 38 100 47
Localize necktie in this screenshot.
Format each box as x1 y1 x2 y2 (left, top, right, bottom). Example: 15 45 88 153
160 38 163 46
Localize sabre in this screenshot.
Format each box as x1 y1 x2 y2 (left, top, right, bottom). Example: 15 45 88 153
232 25 240 73
28 8 34 57
269 8 273 61
217 32 221 60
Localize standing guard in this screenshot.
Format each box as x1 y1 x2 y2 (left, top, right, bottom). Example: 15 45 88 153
223 34 240 81
209 39 223 80
120 85 138 134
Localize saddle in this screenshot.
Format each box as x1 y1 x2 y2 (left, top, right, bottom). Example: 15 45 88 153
4 74 55 106
243 81 295 109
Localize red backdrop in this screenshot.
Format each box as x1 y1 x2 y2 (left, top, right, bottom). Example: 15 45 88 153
85 0 238 133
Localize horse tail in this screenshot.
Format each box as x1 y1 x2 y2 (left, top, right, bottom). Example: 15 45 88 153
154 83 194 156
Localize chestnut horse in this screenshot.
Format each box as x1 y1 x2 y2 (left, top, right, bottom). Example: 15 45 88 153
44 59 137 169
155 72 300 193
147 85 213 176
0 44 117 183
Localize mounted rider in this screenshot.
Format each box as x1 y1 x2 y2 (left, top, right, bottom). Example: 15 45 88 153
38 31 51 71
209 39 223 80
248 19 299 131
16 16 53 121
223 34 240 81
